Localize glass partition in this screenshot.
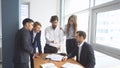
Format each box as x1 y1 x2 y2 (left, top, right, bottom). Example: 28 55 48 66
95 0 114 6
96 9 120 49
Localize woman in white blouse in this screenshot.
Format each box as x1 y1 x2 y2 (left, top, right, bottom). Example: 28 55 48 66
63 15 78 54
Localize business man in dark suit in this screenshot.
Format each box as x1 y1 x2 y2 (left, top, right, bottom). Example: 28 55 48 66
63 31 95 68
30 22 42 68
13 18 34 68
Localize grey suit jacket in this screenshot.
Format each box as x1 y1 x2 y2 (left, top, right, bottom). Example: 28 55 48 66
13 27 33 63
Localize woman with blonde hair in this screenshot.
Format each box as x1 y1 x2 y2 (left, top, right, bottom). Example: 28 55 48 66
63 15 78 54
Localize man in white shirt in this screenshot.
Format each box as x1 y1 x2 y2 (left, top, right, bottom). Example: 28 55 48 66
44 15 64 53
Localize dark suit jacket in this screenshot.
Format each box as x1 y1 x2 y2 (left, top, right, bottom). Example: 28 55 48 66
68 42 95 68
13 27 33 63
30 31 42 53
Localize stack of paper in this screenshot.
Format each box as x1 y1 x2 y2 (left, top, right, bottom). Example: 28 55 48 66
46 54 64 61
62 62 83 68
40 63 57 68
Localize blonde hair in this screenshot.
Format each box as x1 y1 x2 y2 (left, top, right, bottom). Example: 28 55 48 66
66 15 77 37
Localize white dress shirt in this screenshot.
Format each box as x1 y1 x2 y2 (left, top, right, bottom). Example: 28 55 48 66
45 26 64 48
33 31 37 42
33 31 38 53
78 40 85 61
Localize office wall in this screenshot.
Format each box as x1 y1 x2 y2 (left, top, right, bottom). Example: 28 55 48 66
2 0 20 68
30 0 60 52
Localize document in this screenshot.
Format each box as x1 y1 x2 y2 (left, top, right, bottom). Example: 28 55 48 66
46 54 64 61
62 62 83 68
40 63 57 68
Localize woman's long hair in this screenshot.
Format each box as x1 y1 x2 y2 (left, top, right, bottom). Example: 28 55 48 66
66 15 77 37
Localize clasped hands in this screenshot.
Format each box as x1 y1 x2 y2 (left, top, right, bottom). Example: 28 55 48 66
51 40 60 50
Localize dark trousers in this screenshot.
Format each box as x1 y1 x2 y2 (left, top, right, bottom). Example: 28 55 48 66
14 63 29 68
44 44 58 53
66 39 77 54
30 54 34 68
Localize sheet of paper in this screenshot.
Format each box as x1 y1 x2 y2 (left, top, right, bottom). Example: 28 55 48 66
46 54 64 61
62 62 83 68
40 63 57 68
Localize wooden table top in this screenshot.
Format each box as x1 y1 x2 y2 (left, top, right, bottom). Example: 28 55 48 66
34 53 84 68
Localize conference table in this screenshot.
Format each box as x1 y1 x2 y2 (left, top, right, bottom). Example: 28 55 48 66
34 53 84 68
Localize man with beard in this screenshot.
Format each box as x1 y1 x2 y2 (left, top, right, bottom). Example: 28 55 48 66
44 15 63 53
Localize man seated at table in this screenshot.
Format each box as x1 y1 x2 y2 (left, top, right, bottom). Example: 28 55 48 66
62 31 95 68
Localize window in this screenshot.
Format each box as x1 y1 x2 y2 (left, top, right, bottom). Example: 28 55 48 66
96 9 120 49
95 0 114 6
90 0 120 59
77 12 89 32
62 0 120 59
20 4 29 28
64 0 89 15
63 0 89 34
62 0 90 53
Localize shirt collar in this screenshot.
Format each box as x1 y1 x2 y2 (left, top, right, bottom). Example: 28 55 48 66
50 25 59 30
78 40 85 47
33 31 37 35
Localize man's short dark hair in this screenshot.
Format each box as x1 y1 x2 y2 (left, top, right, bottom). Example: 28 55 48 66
22 18 34 26
50 15 58 22
77 31 86 39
